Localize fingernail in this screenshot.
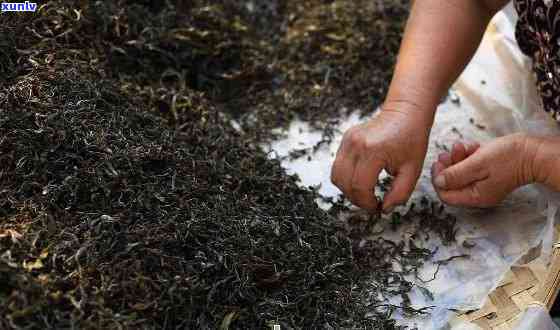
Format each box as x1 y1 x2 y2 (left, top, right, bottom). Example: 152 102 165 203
435 175 446 189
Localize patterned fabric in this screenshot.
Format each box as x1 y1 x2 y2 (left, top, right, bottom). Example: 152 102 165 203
515 0 560 121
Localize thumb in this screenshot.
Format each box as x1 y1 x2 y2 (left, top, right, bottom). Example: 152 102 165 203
434 153 488 191
382 165 418 212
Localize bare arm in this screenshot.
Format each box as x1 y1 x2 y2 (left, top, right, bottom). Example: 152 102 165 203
332 0 511 212
385 0 511 125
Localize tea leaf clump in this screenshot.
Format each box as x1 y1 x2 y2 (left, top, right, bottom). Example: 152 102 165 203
0 1 459 329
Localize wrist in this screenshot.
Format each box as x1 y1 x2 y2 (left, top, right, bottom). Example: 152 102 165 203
381 98 436 130
527 135 560 188
384 76 441 126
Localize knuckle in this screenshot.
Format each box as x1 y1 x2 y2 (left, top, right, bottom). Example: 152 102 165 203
347 131 364 148
363 138 378 150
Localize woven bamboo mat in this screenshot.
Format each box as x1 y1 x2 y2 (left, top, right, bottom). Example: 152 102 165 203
458 231 560 329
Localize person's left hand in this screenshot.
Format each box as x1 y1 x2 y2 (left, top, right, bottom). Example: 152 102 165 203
432 133 537 208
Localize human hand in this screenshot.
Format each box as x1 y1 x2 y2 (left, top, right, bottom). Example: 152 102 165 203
331 102 432 213
432 133 537 208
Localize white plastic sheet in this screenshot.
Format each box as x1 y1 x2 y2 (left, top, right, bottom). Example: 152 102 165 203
265 5 559 329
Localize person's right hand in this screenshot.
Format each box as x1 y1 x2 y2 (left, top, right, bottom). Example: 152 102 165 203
331 102 432 213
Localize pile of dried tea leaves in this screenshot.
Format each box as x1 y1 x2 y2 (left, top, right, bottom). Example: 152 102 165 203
0 1 459 329
88 0 410 143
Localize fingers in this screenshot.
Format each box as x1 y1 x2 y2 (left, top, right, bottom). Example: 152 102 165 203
332 126 386 212
450 141 480 163
437 181 497 208
349 158 384 211
451 142 467 164
431 161 445 178
433 152 489 191
436 184 482 207
382 165 417 213
434 141 499 208
438 141 480 168
433 140 485 191
464 141 480 156
331 151 357 199
438 152 452 167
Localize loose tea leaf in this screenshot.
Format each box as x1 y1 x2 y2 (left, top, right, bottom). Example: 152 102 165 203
0 1 461 329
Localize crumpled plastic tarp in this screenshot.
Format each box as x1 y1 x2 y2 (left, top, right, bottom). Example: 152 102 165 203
266 4 560 329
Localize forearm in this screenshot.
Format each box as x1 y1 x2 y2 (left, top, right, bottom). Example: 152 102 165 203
384 0 507 126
